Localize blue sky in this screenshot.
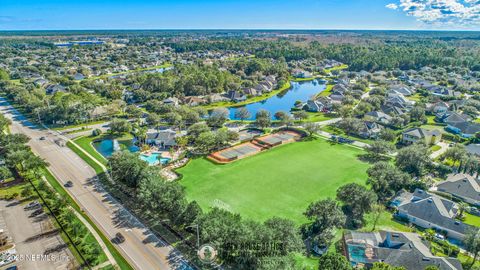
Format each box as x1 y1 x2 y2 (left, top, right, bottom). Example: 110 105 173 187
1 0 479 30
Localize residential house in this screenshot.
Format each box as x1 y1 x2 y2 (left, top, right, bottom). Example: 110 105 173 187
73 73 85 80
293 70 313 79
304 99 326 112
391 189 474 240
33 78 48 87
359 121 382 139
163 97 179 106
388 85 414 96
207 94 229 103
45 84 66 95
381 104 405 116
182 96 206 106
402 128 442 145
446 121 480 138
146 129 178 148
364 111 392 125
439 112 471 126
227 90 247 102
242 87 258 96
435 174 480 206
465 144 480 157
343 230 463 270
427 101 450 115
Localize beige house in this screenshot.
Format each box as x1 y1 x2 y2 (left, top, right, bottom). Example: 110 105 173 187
402 128 441 145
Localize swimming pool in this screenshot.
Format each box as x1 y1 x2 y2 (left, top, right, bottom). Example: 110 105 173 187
140 153 171 165
93 139 170 166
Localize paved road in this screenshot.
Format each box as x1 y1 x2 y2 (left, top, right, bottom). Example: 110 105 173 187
0 200 74 270
0 97 192 270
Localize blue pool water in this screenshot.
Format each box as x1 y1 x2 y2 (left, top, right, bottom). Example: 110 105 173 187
228 80 326 120
93 139 169 165
140 153 171 165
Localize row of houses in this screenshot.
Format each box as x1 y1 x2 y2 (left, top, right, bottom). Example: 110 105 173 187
226 75 277 102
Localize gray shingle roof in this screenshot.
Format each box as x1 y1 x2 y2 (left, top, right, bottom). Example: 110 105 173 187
437 174 480 205
396 189 474 236
343 230 463 270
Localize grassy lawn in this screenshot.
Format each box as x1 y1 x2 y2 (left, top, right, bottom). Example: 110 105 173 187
430 145 442 152
426 115 436 125
408 93 423 102
362 210 414 232
318 84 334 97
463 212 480 227
178 138 369 223
73 136 109 166
0 177 29 199
299 112 334 123
294 253 318 270
325 64 348 72
67 141 105 174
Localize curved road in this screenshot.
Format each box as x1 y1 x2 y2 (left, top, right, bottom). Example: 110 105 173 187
0 97 193 270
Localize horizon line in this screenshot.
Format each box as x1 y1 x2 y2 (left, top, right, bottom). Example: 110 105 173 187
1 28 480 32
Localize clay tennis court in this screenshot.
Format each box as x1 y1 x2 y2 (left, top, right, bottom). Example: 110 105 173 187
208 130 303 163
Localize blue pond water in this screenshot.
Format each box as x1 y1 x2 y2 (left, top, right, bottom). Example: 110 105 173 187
228 80 326 120
93 139 170 165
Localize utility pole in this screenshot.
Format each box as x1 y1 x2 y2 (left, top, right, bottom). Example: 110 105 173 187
187 224 200 249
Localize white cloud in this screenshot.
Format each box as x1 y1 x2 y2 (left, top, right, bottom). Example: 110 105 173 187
386 3 399 9
386 0 480 26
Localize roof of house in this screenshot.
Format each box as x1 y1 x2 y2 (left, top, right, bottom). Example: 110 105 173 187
449 121 480 135
395 189 473 236
365 111 392 120
444 112 471 125
437 174 480 205
466 144 480 156
146 129 178 146
403 127 441 139
343 230 463 270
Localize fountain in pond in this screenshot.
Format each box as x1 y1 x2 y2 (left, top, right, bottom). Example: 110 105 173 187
113 139 120 152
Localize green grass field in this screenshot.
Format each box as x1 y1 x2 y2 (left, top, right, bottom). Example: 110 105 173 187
178 138 369 222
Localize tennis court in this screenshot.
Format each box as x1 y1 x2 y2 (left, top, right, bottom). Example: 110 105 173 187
209 142 263 163
254 130 301 147
209 130 303 163
238 129 264 142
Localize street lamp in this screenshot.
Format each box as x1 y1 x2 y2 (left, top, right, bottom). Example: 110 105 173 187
186 224 200 249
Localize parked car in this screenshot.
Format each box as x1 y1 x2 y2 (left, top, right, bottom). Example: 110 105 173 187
115 232 125 243
29 208 43 217
39 136 46 141
24 201 40 210
64 181 73 188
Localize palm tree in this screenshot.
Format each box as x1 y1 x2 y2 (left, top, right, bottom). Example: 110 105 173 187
136 127 147 146
458 202 468 218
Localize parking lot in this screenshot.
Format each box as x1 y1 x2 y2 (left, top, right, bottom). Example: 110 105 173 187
0 200 74 270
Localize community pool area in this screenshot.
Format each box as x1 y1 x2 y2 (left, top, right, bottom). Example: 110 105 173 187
93 139 170 165
140 153 171 165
